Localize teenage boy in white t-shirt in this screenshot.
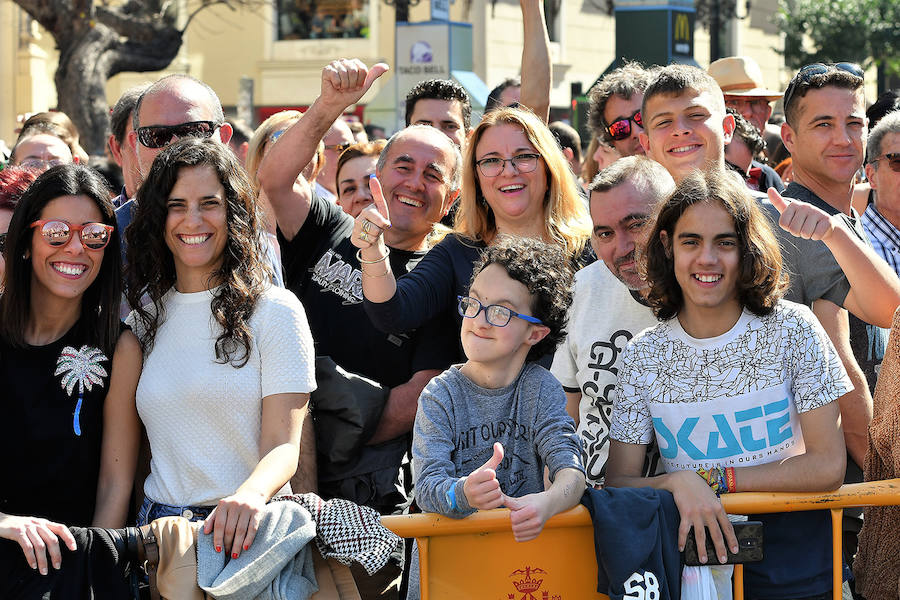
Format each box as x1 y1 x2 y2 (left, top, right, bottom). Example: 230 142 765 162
607 169 852 600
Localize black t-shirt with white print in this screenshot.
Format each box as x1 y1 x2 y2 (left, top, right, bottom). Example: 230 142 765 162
0 323 111 526
277 192 457 388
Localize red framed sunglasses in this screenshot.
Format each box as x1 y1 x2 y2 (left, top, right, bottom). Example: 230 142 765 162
606 110 643 141
30 220 114 250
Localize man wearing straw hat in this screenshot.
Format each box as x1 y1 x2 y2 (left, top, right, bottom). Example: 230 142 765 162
709 56 785 192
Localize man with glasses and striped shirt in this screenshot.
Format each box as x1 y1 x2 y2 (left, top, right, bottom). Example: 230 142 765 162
861 111 900 277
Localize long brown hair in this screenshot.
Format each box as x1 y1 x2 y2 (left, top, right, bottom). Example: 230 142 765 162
643 170 788 321
125 138 270 367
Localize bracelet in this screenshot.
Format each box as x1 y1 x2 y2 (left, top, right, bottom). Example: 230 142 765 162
356 248 390 264
724 466 737 493
696 466 732 496
446 482 459 512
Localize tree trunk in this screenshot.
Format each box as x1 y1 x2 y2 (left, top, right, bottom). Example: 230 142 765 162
14 0 185 156
54 29 120 157
54 23 184 156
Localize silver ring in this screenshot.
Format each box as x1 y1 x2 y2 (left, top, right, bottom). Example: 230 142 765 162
360 231 369 242
362 220 372 234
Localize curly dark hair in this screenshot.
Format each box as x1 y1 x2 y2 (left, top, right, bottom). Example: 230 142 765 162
0 164 122 356
125 137 270 367
726 108 766 158
404 79 472 130
469 236 574 361
642 169 788 321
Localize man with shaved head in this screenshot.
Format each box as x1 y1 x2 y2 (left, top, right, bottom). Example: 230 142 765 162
116 74 233 236
129 74 232 179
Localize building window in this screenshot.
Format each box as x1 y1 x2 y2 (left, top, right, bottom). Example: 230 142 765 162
277 0 370 41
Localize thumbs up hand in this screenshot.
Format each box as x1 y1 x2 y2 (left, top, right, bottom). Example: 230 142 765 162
320 59 389 110
463 442 506 510
767 187 837 242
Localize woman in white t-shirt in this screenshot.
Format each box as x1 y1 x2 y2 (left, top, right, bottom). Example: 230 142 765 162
125 138 315 560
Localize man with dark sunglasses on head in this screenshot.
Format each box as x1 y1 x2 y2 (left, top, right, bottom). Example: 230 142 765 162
862 111 900 278
588 62 656 159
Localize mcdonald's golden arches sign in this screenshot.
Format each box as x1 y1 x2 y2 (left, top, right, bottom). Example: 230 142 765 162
671 10 694 56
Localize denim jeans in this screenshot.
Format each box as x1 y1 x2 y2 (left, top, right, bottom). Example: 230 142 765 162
137 496 215 526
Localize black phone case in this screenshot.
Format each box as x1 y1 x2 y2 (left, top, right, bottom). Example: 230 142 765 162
682 521 764 566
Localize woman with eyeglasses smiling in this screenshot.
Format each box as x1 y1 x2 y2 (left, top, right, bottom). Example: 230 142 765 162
0 164 141 583
354 106 591 363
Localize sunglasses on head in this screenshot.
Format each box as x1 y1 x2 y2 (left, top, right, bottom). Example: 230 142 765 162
136 120 221 149
606 110 643 141
30 220 114 250
872 153 900 173
783 63 864 114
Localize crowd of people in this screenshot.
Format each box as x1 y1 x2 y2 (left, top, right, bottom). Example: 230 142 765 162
2 1 900 598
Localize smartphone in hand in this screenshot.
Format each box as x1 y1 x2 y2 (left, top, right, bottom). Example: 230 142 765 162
682 521 764 566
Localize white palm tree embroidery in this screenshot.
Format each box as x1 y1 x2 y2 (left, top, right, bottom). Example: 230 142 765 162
55 345 109 436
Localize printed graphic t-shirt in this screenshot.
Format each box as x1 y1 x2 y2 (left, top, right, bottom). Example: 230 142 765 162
551 260 660 485
611 301 853 599
0 325 112 526
278 192 456 388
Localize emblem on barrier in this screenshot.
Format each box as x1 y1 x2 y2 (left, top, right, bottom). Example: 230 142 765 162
506 566 560 600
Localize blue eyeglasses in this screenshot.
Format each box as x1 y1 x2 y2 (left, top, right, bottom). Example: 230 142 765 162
783 62 864 114
457 295 543 327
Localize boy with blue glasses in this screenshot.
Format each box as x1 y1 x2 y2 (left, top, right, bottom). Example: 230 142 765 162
405 236 585 599
412 236 585 537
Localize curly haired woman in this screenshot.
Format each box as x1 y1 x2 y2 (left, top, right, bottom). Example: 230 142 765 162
125 137 315 560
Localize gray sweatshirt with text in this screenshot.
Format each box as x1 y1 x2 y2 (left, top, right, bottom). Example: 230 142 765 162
412 362 584 517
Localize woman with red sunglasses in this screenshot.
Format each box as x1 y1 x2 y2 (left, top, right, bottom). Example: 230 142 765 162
0 164 142 588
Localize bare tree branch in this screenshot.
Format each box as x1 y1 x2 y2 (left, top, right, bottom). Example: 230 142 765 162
10 0 256 154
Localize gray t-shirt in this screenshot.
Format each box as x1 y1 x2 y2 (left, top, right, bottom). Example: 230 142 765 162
761 182 888 394
412 362 584 518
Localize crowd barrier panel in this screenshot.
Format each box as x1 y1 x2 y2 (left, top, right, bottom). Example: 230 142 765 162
380 479 900 600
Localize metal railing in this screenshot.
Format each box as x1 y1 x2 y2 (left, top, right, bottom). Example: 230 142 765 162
382 479 900 600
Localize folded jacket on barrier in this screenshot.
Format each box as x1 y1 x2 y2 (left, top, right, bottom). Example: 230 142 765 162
581 487 682 600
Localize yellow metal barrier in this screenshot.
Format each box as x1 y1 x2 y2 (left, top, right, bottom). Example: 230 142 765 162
381 479 900 600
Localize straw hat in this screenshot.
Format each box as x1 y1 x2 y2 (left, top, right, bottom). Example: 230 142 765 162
708 56 783 100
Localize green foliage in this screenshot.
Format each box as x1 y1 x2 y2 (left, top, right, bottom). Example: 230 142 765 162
776 0 900 76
